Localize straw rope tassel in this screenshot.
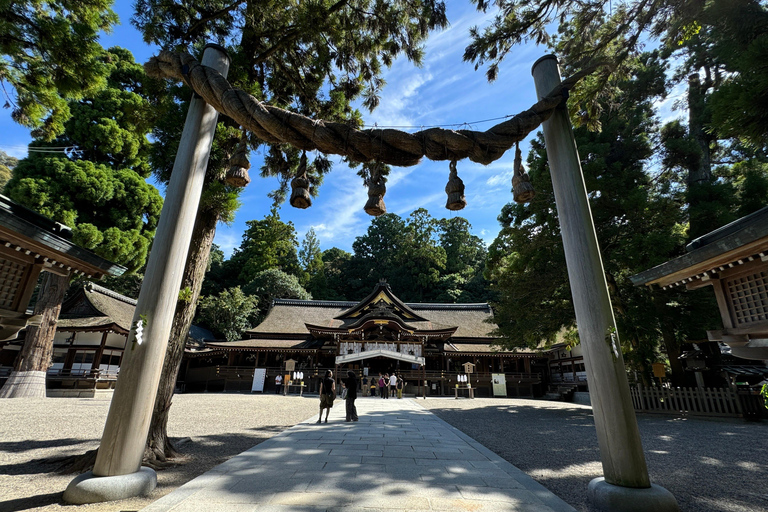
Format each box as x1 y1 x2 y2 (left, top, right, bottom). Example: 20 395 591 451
290 151 312 209
226 135 251 187
512 143 535 203
364 164 387 216
445 160 467 211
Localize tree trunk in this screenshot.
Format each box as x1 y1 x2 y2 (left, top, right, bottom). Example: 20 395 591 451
687 73 711 187
652 294 689 388
144 206 219 464
0 272 70 398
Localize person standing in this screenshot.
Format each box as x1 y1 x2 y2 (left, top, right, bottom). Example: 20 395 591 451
344 370 359 422
317 370 335 424
389 372 397 398
362 375 369 397
378 374 387 399
275 374 283 394
396 375 404 399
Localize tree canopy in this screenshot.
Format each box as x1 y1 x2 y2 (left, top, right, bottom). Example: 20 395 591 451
3 47 163 271
1 0 117 140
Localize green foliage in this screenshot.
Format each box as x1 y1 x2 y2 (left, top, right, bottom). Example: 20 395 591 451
96 273 144 299
3 48 163 271
1 0 118 140
0 150 18 169
464 0 768 148
0 164 12 191
325 208 490 303
242 269 311 321
228 212 303 284
196 287 259 342
299 227 324 293
484 60 717 381
133 0 448 204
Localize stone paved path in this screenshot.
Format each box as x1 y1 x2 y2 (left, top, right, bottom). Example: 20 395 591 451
142 397 576 512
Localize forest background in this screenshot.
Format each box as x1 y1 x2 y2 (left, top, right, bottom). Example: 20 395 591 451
2 0 768 460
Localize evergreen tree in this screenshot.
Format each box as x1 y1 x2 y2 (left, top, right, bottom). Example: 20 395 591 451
299 228 325 296
196 287 259 342
0 47 162 398
485 57 712 383
228 212 303 283
242 269 312 322
1 0 117 140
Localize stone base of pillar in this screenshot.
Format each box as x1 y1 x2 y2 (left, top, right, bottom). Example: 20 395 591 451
0 370 47 398
588 477 679 512
63 467 157 504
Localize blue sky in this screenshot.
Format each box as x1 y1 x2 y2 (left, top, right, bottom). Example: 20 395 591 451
0 2 683 258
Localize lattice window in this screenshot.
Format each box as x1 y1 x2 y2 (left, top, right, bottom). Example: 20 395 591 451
0 257 26 309
727 270 768 326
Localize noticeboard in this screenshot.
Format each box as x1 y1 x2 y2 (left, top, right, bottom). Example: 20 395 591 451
251 368 266 393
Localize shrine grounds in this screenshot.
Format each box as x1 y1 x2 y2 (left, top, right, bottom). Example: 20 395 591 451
1 394 766 512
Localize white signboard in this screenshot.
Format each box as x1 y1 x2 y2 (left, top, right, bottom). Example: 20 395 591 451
492 373 507 397
251 368 266 393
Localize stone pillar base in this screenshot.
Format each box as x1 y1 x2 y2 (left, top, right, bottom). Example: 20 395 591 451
0 370 47 398
63 467 157 504
588 477 679 512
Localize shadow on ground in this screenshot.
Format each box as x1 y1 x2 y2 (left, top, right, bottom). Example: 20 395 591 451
423 400 768 512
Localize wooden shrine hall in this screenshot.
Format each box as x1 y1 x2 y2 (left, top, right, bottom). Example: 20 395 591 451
182 280 548 396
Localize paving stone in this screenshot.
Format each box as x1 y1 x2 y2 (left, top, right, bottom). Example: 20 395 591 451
139 399 576 512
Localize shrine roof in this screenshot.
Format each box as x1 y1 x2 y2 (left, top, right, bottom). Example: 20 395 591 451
0 194 125 278
247 299 496 338
444 342 537 355
205 338 320 351
631 206 768 289
57 283 137 333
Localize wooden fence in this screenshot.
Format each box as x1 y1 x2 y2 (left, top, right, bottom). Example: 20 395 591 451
629 385 743 418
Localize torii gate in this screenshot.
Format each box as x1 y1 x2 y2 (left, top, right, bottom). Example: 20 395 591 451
64 45 678 511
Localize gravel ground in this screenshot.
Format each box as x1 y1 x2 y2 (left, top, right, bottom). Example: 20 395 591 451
420 398 768 512
2 395 767 512
0 394 319 512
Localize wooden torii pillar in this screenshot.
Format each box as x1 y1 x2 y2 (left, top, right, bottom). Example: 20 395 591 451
531 55 678 512
63 44 230 504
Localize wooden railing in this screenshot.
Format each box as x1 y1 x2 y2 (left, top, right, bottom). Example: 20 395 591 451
46 368 120 380
630 385 743 418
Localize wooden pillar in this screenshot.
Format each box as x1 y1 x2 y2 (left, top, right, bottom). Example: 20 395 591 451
91 331 109 372
531 56 656 491
88 45 230 480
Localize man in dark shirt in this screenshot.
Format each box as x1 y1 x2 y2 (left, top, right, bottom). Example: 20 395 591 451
344 370 359 422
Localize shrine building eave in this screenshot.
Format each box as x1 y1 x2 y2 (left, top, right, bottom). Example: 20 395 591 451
305 321 457 341
335 280 429 322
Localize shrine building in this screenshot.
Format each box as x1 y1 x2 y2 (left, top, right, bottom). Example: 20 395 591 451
182 280 549 397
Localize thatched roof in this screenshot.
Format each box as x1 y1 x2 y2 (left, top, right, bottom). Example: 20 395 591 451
248 299 496 338
206 338 321 351
445 342 536 356
57 283 137 333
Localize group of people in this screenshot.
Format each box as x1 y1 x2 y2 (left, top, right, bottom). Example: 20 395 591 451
315 370 406 423
362 372 404 399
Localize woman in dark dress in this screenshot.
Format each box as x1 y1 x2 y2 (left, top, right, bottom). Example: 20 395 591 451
317 370 335 424
344 370 359 422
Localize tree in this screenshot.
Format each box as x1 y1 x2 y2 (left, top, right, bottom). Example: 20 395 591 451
319 247 352 300
228 212 303 283
134 0 448 463
0 47 162 398
196 287 259 342
0 150 17 190
242 269 311 322
485 56 711 383
1 0 117 140
465 0 768 148
299 228 325 295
